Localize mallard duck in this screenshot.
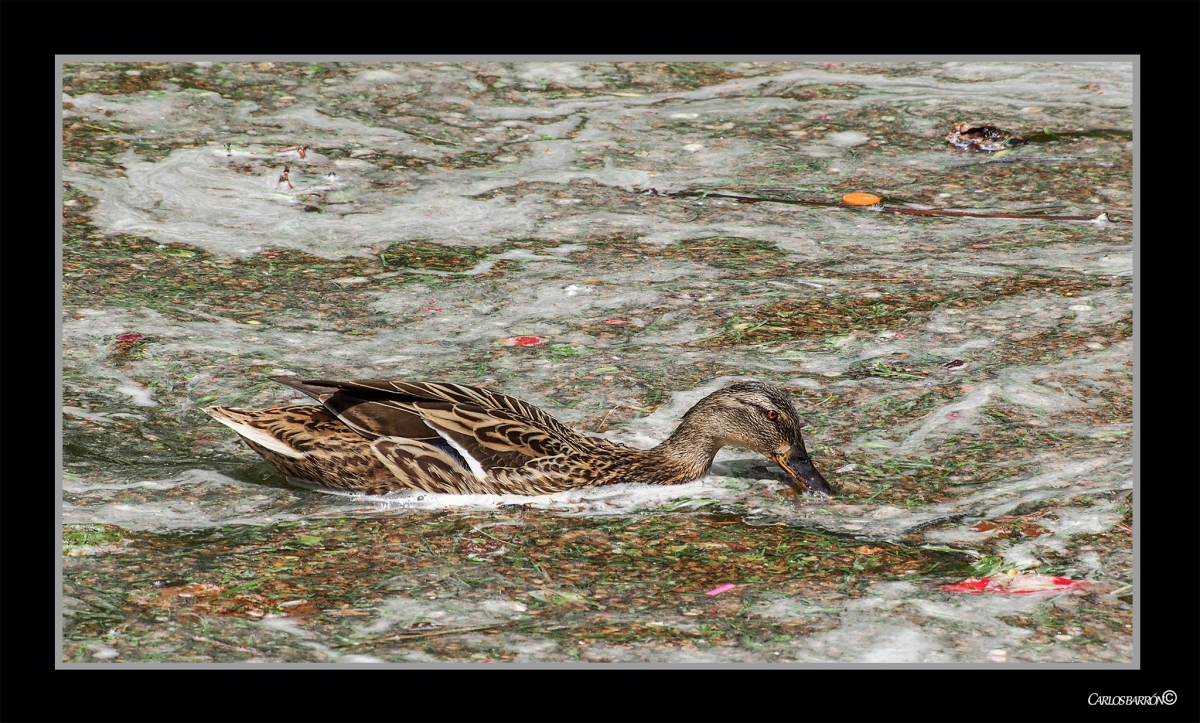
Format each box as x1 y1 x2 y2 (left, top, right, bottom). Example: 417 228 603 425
205 378 833 497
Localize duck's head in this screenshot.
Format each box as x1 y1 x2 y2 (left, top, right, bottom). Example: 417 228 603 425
679 381 834 495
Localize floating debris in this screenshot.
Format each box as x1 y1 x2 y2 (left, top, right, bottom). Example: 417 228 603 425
842 192 881 206
269 143 310 159
946 122 1022 152
504 336 548 347
110 333 147 361
942 575 1089 594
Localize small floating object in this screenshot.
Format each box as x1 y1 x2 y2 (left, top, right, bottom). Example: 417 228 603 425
269 143 310 159
114 333 145 343
941 575 1089 595
408 621 443 630
842 192 881 206
705 584 738 596
505 336 548 347
602 319 629 325
946 122 1022 152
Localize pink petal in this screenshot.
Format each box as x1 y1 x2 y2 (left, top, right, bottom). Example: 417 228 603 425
603 319 629 325
705 584 737 596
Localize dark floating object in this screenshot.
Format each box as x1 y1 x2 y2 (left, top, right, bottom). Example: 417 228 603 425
942 359 966 369
946 122 1023 152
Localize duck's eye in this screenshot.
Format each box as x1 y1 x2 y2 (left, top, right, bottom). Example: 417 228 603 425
766 410 778 420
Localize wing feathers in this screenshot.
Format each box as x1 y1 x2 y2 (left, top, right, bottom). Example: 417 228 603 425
254 378 619 494
424 422 488 480
370 438 486 494
271 378 586 461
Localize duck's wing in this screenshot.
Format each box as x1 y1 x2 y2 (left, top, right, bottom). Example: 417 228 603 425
270 377 589 477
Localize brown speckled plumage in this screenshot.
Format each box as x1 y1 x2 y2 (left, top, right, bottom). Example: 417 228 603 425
206 377 833 497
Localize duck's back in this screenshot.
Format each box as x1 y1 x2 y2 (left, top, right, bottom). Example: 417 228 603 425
274 378 586 446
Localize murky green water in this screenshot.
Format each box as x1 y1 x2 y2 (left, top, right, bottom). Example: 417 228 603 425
62 61 1133 663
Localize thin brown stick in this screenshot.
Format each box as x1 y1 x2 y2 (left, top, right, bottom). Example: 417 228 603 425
472 525 524 548
594 407 617 432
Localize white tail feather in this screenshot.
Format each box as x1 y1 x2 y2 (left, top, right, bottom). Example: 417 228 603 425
206 409 305 459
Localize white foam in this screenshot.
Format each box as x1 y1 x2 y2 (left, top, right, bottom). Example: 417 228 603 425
116 383 157 407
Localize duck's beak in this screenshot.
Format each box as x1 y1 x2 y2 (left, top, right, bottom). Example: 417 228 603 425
772 445 833 496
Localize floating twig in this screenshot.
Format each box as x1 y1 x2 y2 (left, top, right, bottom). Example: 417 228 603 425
383 621 516 641
269 143 311 158
645 189 1130 224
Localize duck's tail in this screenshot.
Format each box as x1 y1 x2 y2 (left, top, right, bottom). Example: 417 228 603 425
204 404 400 494
205 406 306 458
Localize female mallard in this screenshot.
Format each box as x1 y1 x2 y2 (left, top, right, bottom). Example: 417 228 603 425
205 377 833 497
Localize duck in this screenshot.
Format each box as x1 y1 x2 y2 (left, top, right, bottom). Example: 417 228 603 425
205 377 833 497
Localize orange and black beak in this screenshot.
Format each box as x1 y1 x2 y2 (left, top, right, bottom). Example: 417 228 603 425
772 445 833 496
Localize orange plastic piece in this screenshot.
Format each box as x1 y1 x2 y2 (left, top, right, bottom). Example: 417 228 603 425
842 192 882 206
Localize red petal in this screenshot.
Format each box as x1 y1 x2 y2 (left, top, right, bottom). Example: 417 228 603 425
509 336 548 347
943 575 1089 595
115 333 145 343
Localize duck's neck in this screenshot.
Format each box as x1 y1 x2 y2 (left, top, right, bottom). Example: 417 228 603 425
639 416 725 484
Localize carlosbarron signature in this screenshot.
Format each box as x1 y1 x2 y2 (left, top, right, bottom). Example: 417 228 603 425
1088 691 1177 706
